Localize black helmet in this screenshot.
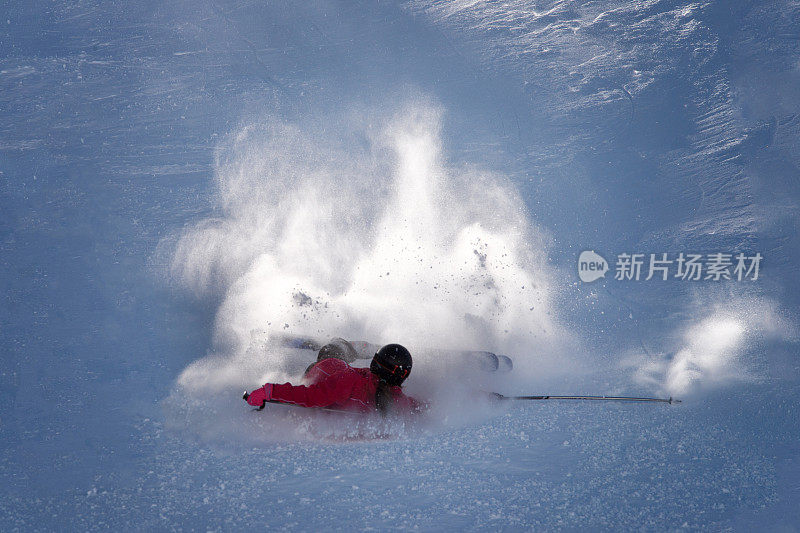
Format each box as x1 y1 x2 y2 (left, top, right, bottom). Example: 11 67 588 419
370 344 412 386
317 337 358 363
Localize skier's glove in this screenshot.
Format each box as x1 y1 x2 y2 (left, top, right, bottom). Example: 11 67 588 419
244 384 274 409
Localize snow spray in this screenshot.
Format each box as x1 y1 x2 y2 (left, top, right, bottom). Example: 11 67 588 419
161 99 575 438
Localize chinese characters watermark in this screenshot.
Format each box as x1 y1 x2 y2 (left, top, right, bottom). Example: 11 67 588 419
578 251 762 282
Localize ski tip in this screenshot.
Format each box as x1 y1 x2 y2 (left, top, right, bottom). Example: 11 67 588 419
497 355 514 372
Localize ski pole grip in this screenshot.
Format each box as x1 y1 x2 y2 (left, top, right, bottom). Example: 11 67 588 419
242 390 250 401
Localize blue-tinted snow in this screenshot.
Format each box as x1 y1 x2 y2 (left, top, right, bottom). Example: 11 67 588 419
1 0 799 530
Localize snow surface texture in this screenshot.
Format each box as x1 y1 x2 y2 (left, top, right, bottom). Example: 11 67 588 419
2 0 800 530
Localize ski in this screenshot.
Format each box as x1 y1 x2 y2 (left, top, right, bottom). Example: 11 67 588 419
269 332 513 373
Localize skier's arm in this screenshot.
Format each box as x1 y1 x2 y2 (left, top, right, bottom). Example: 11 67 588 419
271 377 352 408
248 372 353 409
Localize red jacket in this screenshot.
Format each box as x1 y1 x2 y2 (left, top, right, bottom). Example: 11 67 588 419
270 358 421 414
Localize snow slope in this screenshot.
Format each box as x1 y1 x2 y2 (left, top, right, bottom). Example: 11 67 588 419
2 0 799 529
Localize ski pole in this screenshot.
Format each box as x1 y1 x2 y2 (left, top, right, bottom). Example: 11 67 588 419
492 393 680 404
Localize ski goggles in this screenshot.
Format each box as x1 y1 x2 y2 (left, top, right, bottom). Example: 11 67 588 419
373 359 410 380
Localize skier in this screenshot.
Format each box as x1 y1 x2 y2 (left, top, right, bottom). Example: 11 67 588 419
244 343 424 416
